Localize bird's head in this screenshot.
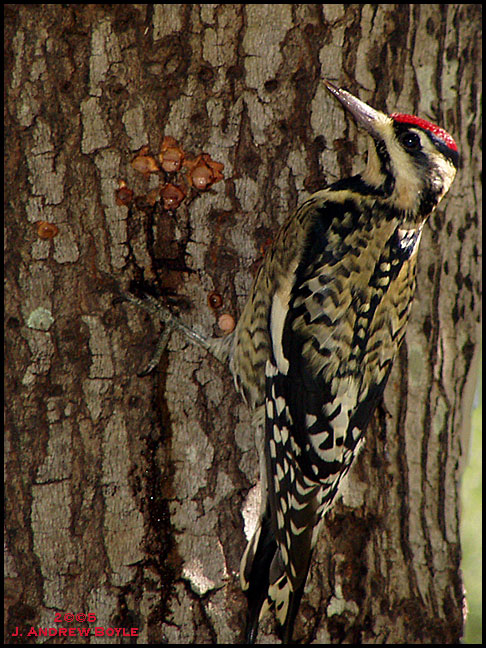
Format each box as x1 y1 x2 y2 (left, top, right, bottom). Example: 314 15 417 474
324 80 459 222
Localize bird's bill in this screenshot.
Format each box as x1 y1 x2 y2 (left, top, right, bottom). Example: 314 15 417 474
323 80 391 138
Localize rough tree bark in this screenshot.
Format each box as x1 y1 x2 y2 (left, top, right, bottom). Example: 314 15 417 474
4 4 481 644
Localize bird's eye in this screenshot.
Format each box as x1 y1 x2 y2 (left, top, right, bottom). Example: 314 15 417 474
399 131 421 151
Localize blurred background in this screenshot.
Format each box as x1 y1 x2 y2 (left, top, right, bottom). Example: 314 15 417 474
461 359 482 643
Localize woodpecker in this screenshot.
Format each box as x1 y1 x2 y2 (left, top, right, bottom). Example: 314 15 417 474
120 81 458 643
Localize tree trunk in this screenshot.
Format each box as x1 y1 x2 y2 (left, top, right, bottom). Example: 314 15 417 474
4 4 481 644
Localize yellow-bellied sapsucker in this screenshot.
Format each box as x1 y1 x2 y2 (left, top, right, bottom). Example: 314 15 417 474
121 80 458 643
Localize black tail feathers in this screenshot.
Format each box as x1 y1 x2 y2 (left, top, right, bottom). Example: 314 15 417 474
243 505 277 643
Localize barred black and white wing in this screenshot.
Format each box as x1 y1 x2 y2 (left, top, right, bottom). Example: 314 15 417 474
241 193 424 642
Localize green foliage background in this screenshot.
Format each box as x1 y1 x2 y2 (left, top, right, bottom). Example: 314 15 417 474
461 362 482 644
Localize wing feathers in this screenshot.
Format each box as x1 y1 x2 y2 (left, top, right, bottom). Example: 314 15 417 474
242 197 422 642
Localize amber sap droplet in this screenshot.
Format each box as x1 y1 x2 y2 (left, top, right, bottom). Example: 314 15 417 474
36 221 59 240
131 149 159 175
207 291 223 310
218 313 235 334
160 151 182 173
159 136 185 173
184 153 224 191
191 163 213 190
115 181 134 206
161 183 186 210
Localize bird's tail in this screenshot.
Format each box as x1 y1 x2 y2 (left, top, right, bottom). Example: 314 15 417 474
240 501 312 643
241 502 276 643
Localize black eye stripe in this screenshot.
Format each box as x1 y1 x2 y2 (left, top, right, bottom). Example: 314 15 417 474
393 123 459 167
398 131 421 151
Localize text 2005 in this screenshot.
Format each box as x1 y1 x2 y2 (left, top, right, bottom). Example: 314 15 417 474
53 613 97 623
